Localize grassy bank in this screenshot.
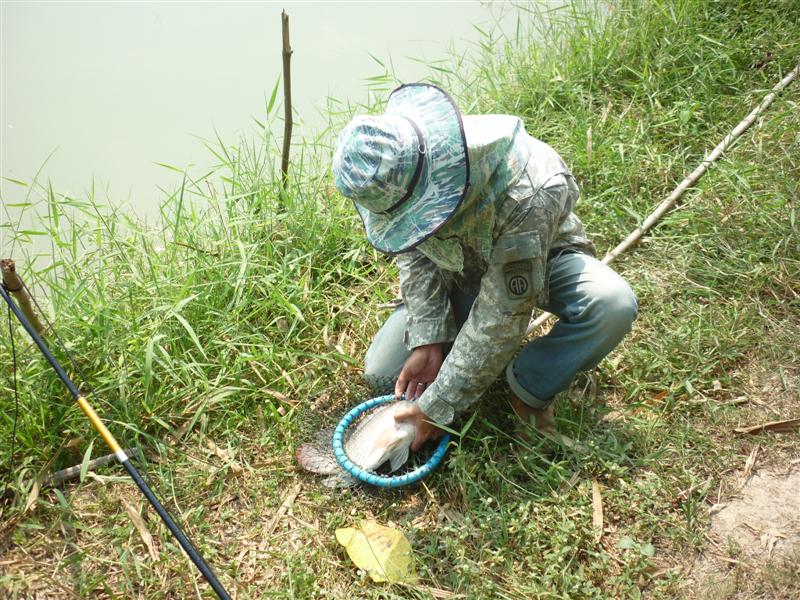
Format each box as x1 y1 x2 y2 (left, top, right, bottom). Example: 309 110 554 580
2 0 799 597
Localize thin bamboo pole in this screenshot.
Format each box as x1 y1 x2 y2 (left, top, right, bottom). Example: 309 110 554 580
526 62 800 336
44 447 142 486
280 9 293 192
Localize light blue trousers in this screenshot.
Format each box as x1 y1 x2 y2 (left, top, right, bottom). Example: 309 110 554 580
364 252 637 409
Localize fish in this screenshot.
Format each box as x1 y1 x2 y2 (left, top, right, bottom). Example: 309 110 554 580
296 400 416 487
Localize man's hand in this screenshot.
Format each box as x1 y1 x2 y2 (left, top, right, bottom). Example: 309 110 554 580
394 343 444 401
394 402 445 452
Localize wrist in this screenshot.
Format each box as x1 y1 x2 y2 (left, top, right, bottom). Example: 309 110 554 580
415 342 443 355
418 389 455 426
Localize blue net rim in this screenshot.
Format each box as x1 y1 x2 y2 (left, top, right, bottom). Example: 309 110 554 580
332 395 450 488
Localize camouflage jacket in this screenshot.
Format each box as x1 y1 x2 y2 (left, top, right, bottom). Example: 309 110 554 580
401 128 595 425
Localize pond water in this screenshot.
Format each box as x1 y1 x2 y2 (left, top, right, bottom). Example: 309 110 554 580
1 1 537 222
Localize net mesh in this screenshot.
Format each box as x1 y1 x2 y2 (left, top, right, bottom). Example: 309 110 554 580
296 397 440 488
362 374 396 397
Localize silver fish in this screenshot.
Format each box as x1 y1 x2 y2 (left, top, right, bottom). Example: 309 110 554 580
296 400 416 487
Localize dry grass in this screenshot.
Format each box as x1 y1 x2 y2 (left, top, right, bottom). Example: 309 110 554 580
2 1 799 598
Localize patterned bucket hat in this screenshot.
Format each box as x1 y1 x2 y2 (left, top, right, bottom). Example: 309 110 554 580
332 83 470 254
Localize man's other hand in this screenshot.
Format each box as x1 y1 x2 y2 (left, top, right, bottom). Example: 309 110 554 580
394 343 444 401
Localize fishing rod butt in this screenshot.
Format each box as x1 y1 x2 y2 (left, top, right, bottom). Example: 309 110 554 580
120 459 232 600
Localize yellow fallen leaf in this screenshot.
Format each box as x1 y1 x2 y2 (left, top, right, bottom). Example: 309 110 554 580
335 519 417 583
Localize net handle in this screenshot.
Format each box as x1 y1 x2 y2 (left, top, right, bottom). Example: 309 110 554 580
332 395 450 488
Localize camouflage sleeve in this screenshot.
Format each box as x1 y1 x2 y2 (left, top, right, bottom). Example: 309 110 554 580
396 250 457 350
418 180 573 425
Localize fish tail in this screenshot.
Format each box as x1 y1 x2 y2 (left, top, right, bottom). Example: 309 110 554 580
296 442 339 475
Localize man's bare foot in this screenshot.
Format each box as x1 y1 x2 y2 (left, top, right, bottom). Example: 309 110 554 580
511 395 584 451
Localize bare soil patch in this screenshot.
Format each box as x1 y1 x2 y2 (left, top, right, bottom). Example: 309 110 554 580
683 468 800 599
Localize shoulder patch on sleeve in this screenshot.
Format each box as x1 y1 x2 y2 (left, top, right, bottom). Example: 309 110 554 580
503 260 533 300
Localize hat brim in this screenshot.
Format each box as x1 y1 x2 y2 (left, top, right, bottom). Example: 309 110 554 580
354 84 469 255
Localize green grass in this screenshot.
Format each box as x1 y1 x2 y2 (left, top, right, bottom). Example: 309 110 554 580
2 0 799 598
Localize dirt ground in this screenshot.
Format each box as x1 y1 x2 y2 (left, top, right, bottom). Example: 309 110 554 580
683 468 800 598
677 363 800 599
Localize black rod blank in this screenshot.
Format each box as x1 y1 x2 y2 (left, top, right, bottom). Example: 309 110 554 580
1 282 232 600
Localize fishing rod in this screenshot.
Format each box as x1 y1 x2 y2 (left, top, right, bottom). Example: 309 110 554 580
0 269 232 600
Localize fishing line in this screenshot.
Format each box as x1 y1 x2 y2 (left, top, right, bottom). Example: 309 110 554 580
2 289 20 503
0 275 232 599
19 278 98 398
18 277 219 472
12 263 221 487
16 273 218 480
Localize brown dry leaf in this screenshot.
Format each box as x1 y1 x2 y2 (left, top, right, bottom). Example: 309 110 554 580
123 500 158 561
24 479 40 514
591 479 604 543
263 389 287 402
256 404 266 431
205 439 243 474
727 396 750 405
206 439 229 460
278 368 296 392
645 390 668 406
761 531 785 560
421 586 454 599
741 444 760 482
734 418 800 434
600 99 613 124
266 483 302 536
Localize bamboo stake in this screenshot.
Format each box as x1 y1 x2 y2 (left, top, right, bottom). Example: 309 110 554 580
527 62 800 336
43 447 142 486
1 258 45 335
280 9 293 192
